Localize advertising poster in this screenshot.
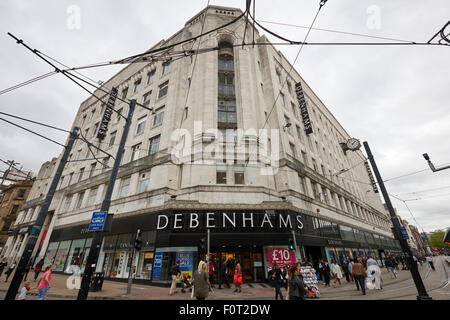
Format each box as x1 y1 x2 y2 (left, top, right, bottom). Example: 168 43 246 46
266 248 296 269
152 251 163 279
176 251 194 280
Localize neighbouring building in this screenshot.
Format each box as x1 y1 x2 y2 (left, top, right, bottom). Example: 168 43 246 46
0 180 34 255
3 5 399 284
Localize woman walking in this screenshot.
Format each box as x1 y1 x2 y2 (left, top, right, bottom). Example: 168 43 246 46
330 259 343 287
37 265 53 300
193 260 210 300
288 263 307 300
233 260 243 293
4 260 17 282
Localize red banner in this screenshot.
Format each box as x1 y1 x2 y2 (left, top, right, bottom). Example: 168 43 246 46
266 248 296 269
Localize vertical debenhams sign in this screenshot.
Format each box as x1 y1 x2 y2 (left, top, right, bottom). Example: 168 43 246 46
295 82 313 135
97 87 118 140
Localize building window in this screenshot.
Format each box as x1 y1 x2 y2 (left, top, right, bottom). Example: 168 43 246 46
119 177 131 198
115 108 122 123
289 143 296 157
216 164 227 184
234 165 244 184
86 187 98 206
89 163 96 178
218 41 237 130
296 125 302 142
147 70 155 85
75 191 85 209
276 71 282 84
78 168 85 182
68 172 74 186
89 109 96 121
17 189 26 199
93 122 99 137
158 81 169 99
136 116 146 134
280 92 286 107
131 143 142 161
291 102 297 117
137 172 150 193
311 158 317 171
121 87 128 99
10 205 19 215
109 131 117 147
103 156 110 169
152 107 164 126
134 78 142 94
183 107 189 120
142 91 152 107
284 116 291 134
301 151 308 166
298 174 306 194
162 60 171 75
149 135 160 155
287 82 293 95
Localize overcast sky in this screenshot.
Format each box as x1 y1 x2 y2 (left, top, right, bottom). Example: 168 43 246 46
0 1 449 233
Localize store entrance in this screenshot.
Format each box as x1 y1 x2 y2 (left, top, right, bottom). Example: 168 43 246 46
304 245 324 264
209 247 264 283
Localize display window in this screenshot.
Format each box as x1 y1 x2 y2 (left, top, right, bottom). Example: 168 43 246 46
43 242 59 267
53 240 71 272
136 251 154 280
80 238 92 273
65 238 86 273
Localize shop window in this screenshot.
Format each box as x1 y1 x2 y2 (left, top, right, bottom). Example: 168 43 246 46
52 240 72 272
43 242 60 267
65 238 87 273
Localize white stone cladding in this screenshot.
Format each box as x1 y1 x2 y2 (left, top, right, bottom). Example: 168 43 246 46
3 5 396 261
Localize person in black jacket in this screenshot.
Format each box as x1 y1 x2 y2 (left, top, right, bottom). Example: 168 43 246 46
268 262 284 300
0 258 7 278
169 260 181 295
319 259 331 286
288 263 307 300
218 258 230 289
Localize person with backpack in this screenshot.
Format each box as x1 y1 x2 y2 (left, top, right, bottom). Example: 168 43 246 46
168 260 181 295
268 261 284 300
4 260 16 282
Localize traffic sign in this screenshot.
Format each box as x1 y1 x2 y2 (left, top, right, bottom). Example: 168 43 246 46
88 211 108 231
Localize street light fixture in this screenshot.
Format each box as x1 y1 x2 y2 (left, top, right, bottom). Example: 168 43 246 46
423 153 450 172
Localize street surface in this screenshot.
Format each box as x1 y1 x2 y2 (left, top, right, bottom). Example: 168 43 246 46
0 256 448 300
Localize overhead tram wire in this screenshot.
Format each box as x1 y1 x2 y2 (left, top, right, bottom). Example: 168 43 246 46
0 111 71 133
79 130 112 169
0 71 58 96
390 193 428 237
0 117 65 147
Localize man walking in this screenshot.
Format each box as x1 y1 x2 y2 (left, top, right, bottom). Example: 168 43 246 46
352 258 367 295
384 256 397 279
426 255 435 271
169 260 181 295
218 258 230 289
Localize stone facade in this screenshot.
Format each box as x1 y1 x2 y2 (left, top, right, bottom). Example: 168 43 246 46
2 6 396 269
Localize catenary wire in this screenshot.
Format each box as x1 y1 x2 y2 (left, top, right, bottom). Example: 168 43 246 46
0 71 58 96
0 111 71 133
0 117 65 147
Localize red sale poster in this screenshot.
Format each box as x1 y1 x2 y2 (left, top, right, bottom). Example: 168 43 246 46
266 248 296 269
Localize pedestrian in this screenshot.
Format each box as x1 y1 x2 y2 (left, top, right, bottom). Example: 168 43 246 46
288 263 307 300
281 261 289 292
233 260 243 293
384 256 397 279
366 256 382 290
0 258 7 278
208 263 215 291
268 261 284 300
180 273 192 293
18 281 31 300
33 259 44 282
348 258 354 282
352 258 367 295
4 260 17 282
168 260 181 295
193 260 210 300
318 260 325 285
330 259 343 287
321 259 331 286
343 259 350 282
36 265 52 300
218 258 230 289
426 256 435 270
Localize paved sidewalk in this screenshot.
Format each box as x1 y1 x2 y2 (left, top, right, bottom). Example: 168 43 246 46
0 266 419 300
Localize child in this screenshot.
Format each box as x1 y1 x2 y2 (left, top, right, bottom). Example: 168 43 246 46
180 273 192 293
18 282 31 300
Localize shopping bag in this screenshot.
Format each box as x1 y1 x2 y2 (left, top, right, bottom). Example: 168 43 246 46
366 279 376 290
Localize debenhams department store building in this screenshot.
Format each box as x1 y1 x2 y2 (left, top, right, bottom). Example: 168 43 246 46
9 6 399 284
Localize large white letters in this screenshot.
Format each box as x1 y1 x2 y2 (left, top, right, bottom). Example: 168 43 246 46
157 215 169 229
206 212 215 228
190 213 199 228
173 214 182 229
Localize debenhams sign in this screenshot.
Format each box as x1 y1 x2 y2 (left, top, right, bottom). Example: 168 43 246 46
156 212 304 230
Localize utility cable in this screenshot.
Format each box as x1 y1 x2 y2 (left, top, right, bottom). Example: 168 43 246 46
79 130 111 169
0 117 65 147
0 111 71 133
0 71 58 96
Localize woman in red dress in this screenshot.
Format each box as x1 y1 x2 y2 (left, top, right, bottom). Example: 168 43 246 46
233 260 243 293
